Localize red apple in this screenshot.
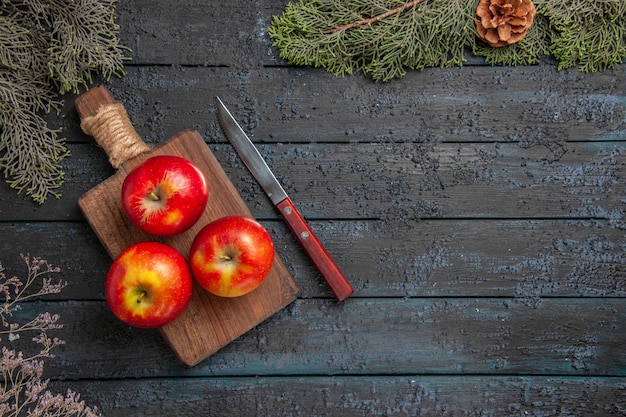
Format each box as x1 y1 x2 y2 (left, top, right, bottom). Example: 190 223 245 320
121 155 209 236
105 241 193 328
189 216 274 297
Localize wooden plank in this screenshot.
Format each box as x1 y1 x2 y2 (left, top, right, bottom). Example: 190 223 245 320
16 298 625 379
2 140 624 222
2 219 624 299
56 66 626 146
48 376 626 416
90 66 625 147
116 0 286 66
226 141 626 221
0 223 111 300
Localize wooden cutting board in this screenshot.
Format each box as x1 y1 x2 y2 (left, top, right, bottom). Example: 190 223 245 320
76 86 299 366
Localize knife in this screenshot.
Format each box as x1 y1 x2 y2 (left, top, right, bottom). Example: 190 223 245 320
215 97 354 301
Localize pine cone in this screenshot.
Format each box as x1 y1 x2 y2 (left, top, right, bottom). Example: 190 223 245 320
475 0 536 47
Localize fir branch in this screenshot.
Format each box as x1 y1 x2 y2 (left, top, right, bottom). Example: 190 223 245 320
326 0 427 34
269 0 626 81
20 0 129 94
0 0 129 204
0 69 67 203
538 0 626 72
269 0 480 82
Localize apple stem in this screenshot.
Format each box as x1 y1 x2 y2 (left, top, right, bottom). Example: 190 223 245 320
219 255 232 262
148 191 160 201
137 291 147 303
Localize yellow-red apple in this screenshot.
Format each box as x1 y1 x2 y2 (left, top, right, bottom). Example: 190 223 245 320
121 155 209 236
189 216 274 297
105 242 193 328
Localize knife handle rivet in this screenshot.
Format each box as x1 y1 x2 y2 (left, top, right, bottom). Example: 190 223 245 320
283 206 293 215
301 231 310 240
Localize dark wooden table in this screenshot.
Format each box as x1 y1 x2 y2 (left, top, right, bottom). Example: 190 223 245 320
1 0 625 415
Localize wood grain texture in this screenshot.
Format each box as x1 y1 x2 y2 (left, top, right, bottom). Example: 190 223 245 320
78 130 299 365
2 140 625 222
98 66 625 146
12 299 625 379
47 376 626 416
2 219 624 300
115 0 285 67
0 0 624 413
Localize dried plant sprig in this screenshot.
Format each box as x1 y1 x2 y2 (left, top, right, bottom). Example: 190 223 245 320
0 254 66 321
0 0 130 204
0 254 101 417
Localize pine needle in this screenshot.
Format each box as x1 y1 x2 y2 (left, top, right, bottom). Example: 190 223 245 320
0 0 129 204
269 0 626 82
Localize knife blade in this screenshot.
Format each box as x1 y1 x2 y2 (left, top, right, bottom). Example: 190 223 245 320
215 97 354 301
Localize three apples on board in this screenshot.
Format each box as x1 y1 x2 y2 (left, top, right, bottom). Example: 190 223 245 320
105 155 275 328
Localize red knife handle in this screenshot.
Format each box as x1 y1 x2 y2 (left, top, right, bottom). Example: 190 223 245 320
276 198 354 301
